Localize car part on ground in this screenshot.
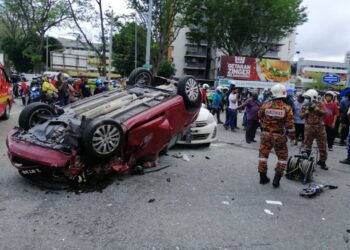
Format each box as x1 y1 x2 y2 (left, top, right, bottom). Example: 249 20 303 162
7 68 202 188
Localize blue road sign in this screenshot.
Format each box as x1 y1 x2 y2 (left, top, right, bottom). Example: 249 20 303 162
322 74 340 85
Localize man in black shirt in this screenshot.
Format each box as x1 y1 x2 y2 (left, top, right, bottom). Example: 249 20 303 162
79 78 92 98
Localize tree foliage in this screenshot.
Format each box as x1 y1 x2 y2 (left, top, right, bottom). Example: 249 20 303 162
112 22 147 76
0 0 70 71
183 0 307 57
128 0 187 64
67 0 115 76
157 60 176 78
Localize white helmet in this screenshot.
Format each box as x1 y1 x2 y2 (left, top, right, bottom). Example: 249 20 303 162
271 83 287 99
203 83 209 90
303 89 318 101
325 90 335 97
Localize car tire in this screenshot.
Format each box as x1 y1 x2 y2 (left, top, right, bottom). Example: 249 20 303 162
18 102 55 130
177 76 202 111
128 68 153 86
82 119 124 161
1 101 10 120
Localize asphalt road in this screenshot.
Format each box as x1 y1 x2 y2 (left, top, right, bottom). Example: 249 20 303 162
1 101 350 250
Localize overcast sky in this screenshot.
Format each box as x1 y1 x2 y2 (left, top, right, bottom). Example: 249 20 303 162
52 0 350 63
295 0 350 62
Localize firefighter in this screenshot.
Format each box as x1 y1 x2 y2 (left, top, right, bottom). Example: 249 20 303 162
300 89 328 170
258 83 295 188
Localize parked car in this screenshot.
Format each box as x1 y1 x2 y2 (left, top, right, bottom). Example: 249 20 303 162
0 64 13 120
177 106 217 146
7 68 202 188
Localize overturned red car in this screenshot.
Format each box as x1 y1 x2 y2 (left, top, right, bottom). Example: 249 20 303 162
6 68 202 187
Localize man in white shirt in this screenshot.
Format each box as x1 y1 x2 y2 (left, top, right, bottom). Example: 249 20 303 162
224 87 238 131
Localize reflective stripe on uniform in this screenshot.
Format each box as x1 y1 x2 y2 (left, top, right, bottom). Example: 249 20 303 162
259 158 268 162
277 160 287 164
288 129 295 132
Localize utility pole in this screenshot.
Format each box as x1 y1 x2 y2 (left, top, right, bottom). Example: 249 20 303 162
145 0 152 65
46 36 49 70
108 10 114 81
135 14 138 68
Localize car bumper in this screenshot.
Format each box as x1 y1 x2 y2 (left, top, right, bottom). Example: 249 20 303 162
177 122 217 145
6 129 73 170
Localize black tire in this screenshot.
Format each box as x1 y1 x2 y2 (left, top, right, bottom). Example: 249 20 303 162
1 101 10 120
202 143 211 147
82 119 124 161
18 102 55 130
128 68 153 86
177 76 202 111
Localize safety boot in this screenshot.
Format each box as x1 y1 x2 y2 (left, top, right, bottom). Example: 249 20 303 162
317 161 328 170
340 157 350 165
272 173 282 188
259 172 270 185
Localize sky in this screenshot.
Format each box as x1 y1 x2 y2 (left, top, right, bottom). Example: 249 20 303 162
295 0 350 62
52 0 350 63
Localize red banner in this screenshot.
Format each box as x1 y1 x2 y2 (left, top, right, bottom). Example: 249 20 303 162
220 56 291 82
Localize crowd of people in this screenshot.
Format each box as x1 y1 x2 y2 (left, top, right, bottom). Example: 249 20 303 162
201 83 350 188
11 73 122 107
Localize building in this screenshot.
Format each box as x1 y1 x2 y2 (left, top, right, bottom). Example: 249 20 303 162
296 58 348 87
51 38 119 78
345 51 350 65
171 29 296 81
171 27 216 82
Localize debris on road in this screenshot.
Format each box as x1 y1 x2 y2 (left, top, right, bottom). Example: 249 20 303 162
264 209 274 216
321 217 325 221
148 198 156 203
266 200 283 206
166 178 171 182
205 156 210 160
107 204 112 207
346 229 350 234
343 234 349 243
221 201 230 205
172 153 190 162
300 184 338 198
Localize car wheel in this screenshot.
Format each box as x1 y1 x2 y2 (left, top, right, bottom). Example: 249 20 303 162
177 76 202 111
1 101 10 120
18 102 55 130
82 119 124 161
128 68 153 86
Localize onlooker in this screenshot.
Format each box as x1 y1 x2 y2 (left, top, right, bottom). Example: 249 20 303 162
293 94 305 145
211 87 223 124
339 92 350 145
94 79 104 95
238 92 261 143
19 78 29 106
201 84 209 105
56 74 70 106
224 86 238 131
42 76 58 102
323 91 339 151
79 78 92 99
102 81 110 92
340 107 350 165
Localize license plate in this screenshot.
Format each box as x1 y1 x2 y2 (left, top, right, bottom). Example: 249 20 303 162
20 169 41 175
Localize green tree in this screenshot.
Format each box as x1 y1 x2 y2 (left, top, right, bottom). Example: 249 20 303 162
183 0 307 57
112 22 147 76
0 0 70 71
128 0 187 65
157 60 176 78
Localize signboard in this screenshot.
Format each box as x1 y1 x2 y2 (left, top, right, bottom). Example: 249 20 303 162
322 74 340 85
227 80 295 90
220 56 291 82
143 64 153 70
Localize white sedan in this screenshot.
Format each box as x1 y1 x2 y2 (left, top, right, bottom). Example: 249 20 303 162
177 107 217 146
